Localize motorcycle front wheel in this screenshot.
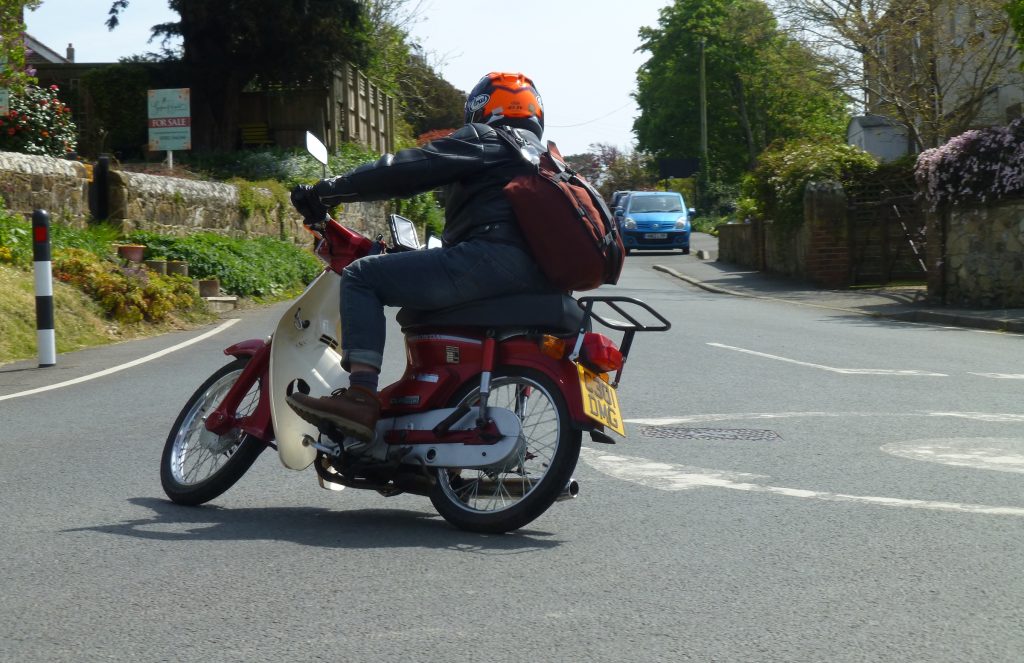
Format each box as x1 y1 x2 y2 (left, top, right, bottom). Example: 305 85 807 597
429 367 582 534
160 357 266 506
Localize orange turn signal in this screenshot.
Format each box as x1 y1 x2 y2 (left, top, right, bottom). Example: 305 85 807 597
539 335 569 359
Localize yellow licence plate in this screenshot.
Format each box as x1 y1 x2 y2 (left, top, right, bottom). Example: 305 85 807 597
577 364 625 436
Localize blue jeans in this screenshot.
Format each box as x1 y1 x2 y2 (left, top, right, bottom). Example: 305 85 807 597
340 239 552 371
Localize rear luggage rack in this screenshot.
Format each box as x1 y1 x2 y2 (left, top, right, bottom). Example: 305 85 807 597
573 296 671 387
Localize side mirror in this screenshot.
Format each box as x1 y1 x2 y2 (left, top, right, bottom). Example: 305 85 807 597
614 207 624 217
388 214 421 251
305 131 329 178
688 208 697 215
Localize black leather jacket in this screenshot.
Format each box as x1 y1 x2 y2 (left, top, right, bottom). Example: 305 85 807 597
313 123 544 247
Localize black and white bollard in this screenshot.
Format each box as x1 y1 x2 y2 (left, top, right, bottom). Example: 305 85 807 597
32 209 56 367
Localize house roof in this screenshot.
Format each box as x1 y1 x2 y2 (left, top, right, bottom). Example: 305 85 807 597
848 114 906 130
24 33 71 64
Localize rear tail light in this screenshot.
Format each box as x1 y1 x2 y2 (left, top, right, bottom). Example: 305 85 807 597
581 333 623 372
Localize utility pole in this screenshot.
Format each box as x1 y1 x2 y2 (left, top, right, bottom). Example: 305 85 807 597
699 37 708 169
698 37 710 209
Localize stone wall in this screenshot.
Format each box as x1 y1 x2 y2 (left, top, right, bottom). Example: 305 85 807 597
941 199 1024 308
0 152 90 227
0 150 390 242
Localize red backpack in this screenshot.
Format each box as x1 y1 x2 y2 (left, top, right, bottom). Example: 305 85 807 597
496 127 625 292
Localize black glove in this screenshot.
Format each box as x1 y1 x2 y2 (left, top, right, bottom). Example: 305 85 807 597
290 184 328 224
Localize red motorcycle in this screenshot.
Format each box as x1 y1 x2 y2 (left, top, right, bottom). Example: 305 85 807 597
159 137 670 533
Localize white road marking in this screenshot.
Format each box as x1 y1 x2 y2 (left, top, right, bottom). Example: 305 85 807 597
882 438 1024 473
0 318 241 402
580 447 1024 517
627 411 1024 426
707 342 948 376
969 373 1024 379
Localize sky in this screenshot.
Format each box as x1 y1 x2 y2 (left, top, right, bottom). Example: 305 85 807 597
25 0 670 156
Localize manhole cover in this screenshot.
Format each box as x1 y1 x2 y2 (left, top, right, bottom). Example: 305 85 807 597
641 426 782 441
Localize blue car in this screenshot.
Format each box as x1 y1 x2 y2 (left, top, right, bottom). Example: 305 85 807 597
616 191 692 254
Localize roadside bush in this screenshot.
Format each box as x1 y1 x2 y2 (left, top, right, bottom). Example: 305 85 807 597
0 212 120 268
916 118 1024 209
0 84 78 157
53 248 204 324
0 210 32 267
743 139 878 230
129 231 322 297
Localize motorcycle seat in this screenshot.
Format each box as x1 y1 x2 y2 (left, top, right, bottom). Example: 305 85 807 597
397 293 583 335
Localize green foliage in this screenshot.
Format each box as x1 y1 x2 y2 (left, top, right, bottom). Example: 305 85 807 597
0 212 123 268
634 0 847 181
53 248 204 324
0 85 78 156
0 1 41 90
128 231 322 298
392 192 444 239
743 139 877 230
0 209 32 267
1011 1 1024 64
79 61 180 157
230 178 291 223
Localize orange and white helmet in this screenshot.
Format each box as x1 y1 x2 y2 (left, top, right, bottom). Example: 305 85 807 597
464 72 544 136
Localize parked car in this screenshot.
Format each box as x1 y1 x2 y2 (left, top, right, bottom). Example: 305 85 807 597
609 190 631 212
617 191 693 254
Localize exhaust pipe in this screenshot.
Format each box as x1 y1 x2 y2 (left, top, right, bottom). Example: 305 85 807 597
469 477 580 502
557 478 580 502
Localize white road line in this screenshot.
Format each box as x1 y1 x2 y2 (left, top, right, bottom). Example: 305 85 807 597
0 318 241 402
881 438 1024 474
969 373 1024 379
580 448 1024 517
627 411 1024 426
707 342 948 376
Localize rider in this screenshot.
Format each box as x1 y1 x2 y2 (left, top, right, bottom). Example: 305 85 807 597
287 72 553 442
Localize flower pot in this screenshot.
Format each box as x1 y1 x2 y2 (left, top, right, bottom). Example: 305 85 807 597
195 278 220 297
166 260 189 277
144 259 167 275
116 244 145 263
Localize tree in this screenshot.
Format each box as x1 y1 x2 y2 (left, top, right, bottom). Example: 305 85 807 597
1 1 41 90
633 0 848 182
564 143 659 200
107 0 373 151
778 0 1022 149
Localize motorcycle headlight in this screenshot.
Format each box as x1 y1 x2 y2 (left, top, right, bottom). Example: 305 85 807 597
623 217 637 230
674 218 690 230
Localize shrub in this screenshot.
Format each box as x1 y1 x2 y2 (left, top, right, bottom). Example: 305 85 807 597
129 231 322 298
915 119 1024 209
53 248 203 324
744 139 878 230
0 84 78 157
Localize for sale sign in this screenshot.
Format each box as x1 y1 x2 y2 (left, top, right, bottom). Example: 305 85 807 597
147 88 191 151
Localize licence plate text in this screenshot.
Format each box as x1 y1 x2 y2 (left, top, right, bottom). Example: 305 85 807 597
577 364 625 436
644 232 668 239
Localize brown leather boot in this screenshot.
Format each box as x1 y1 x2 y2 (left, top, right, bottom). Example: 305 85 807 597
286 386 381 442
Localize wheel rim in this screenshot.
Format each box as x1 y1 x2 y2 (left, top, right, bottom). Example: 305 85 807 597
437 375 563 514
169 369 260 486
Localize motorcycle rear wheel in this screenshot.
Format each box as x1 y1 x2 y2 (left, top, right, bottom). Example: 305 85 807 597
160 357 266 506
429 367 582 534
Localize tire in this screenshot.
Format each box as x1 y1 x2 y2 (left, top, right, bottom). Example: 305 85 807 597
160 357 267 506
429 367 582 533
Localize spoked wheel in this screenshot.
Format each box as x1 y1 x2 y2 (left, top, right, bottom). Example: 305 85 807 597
160 357 266 506
429 367 582 533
